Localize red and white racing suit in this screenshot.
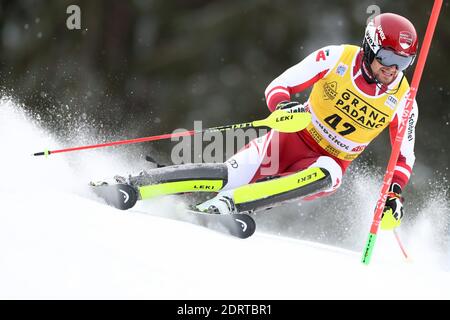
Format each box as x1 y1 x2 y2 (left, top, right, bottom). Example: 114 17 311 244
222 44 418 199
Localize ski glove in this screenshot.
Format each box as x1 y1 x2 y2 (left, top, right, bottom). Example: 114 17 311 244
381 183 404 230
275 101 307 113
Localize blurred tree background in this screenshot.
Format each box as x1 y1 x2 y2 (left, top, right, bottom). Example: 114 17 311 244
0 0 449 246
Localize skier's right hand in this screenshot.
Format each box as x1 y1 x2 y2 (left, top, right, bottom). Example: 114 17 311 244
275 100 307 113
380 183 404 230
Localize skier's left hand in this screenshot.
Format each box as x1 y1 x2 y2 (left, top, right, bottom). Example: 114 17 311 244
380 183 404 230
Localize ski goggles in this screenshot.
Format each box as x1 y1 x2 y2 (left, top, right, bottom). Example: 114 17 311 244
375 48 415 71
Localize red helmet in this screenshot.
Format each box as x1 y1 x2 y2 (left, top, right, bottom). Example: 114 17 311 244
362 13 418 73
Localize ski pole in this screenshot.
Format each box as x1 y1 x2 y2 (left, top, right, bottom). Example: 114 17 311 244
33 109 311 157
361 0 443 265
393 229 408 260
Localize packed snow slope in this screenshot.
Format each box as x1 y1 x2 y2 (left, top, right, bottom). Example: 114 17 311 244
1 97 450 299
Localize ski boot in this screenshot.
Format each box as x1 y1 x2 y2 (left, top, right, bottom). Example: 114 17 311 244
196 194 238 215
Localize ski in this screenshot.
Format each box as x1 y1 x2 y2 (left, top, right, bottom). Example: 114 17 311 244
89 182 256 239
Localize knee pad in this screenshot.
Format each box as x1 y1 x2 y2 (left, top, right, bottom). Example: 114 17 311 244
311 156 343 192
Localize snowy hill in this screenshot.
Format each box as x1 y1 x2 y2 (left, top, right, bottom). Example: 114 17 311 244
1 97 450 299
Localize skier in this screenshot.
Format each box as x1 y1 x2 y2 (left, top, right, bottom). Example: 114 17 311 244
98 13 418 231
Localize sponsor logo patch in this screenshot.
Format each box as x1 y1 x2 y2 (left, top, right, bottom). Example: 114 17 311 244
193 184 217 190
336 63 348 77
407 112 415 141
377 25 386 41
323 81 338 100
351 145 366 152
385 95 398 110
316 49 330 62
365 22 381 51
399 31 414 50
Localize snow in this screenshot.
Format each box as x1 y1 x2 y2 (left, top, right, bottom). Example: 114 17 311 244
1 97 450 299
